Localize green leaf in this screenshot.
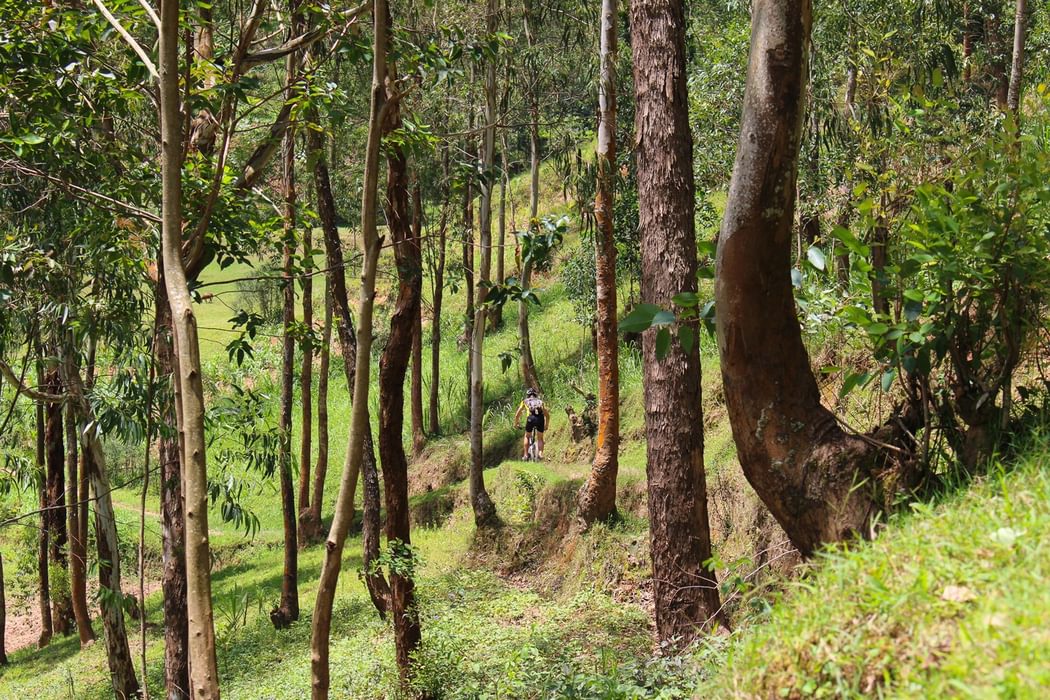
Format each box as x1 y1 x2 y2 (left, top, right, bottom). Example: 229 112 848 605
806 245 826 271
672 292 699 308
678 326 695 355
651 310 676 327
866 322 890 336
831 226 870 256
619 303 660 333
881 368 896 392
655 327 671 359
840 371 872 398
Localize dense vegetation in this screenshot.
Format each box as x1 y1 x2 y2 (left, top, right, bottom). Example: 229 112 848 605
0 0 1047 697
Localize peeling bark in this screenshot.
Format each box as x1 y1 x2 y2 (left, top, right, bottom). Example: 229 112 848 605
578 0 620 527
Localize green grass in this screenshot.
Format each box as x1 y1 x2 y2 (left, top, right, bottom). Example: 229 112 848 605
696 439 1050 699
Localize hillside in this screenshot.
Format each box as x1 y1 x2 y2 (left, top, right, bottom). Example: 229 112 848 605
4 162 1047 698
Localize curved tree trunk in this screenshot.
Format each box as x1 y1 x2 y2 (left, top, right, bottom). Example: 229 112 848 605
378 53 424 677
159 0 220 692
630 0 723 646
715 0 913 558
310 1 387 693
578 0 620 526
154 279 190 700
64 394 94 645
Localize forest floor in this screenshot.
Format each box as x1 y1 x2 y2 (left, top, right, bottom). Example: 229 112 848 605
2 166 1048 697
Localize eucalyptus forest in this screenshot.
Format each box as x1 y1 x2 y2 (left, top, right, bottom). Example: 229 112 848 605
0 0 1048 697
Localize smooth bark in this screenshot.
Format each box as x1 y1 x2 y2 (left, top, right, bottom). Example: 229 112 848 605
310 0 386 693
631 0 722 645
715 0 913 557
159 0 220 693
154 279 190 700
578 0 620 526
65 395 94 645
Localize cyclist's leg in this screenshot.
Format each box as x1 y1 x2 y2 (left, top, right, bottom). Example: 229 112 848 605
536 430 545 459
522 428 531 460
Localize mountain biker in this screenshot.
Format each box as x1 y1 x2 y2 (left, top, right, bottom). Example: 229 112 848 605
513 387 550 461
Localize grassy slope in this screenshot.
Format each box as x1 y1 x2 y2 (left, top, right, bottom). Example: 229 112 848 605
3 160 1047 698
697 442 1050 699
0 163 667 697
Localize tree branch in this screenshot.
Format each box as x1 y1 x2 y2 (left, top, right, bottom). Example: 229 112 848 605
0 158 161 223
90 0 159 80
0 358 65 403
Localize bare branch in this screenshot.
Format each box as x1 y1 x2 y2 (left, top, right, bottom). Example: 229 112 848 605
134 0 161 31
0 358 65 403
90 0 159 80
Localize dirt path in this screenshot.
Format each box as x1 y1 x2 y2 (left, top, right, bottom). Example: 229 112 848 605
5 578 163 654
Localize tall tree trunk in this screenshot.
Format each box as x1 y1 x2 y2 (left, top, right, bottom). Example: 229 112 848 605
308 99 378 547
303 281 332 544
298 221 315 546
154 279 190 700
378 46 424 677
630 0 722 646
715 0 914 557
410 180 426 457
518 261 542 393
310 0 386 692
962 2 974 83
987 15 1009 109
35 385 52 649
159 0 220 693
44 369 73 636
65 395 94 645
428 153 450 436
578 0 619 526
0 553 7 665
274 72 300 626
488 137 509 332
1007 0 1028 113
462 178 475 346
63 359 140 699
468 0 500 529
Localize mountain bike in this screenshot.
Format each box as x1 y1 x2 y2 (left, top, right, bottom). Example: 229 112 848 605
524 429 540 462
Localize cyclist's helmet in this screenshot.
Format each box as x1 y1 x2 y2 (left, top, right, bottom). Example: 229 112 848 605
525 387 538 398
